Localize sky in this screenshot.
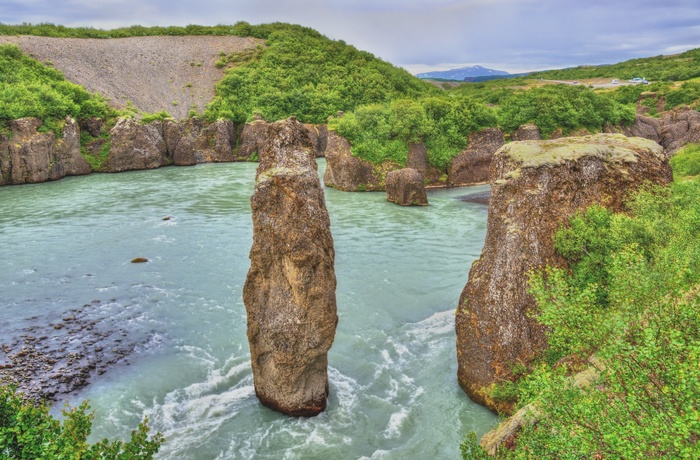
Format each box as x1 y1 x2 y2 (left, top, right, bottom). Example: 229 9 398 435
2 0 700 74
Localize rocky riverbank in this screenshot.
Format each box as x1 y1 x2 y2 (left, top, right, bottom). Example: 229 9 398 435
0 300 151 403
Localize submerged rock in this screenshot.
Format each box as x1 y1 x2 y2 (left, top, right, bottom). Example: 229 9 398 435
243 117 338 417
385 168 428 206
455 134 672 413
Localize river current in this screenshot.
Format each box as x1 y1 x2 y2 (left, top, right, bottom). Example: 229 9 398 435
0 159 497 459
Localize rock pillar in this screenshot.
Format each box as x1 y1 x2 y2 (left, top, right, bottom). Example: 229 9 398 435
243 117 338 416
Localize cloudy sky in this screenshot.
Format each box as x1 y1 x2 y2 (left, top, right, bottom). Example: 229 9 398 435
2 0 700 74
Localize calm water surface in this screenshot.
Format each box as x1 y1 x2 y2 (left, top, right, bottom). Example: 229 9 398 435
0 160 496 459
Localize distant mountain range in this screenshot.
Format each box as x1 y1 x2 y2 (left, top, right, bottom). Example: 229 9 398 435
415 65 510 81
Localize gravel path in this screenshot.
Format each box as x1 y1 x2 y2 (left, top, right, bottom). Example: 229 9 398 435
0 35 263 119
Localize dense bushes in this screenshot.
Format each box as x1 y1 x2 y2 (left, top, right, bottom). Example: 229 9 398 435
204 23 437 124
463 146 700 458
0 385 163 458
0 44 113 131
330 95 497 169
0 22 272 39
497 84 636 136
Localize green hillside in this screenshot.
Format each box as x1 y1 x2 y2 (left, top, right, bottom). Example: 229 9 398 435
0 44 113 132
529 47 700 81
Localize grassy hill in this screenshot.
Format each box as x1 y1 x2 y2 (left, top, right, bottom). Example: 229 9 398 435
529 47 700 81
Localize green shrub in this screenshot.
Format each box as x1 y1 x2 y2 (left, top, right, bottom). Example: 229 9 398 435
670 143 700 178
466 177 700 459
140 110 172 124
0 385 163 458
204 23 437 124
0 44 113 126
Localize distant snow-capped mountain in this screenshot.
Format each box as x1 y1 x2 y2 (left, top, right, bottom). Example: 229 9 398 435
415 65 510 80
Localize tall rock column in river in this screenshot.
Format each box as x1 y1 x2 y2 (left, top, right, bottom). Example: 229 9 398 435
243 117 338 417
455 134 672 413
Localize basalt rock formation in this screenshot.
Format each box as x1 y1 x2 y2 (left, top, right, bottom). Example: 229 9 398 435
511 123 541 141
107 116 241 172
107 118 168 172
448 127 505 186
606 107 700 156
243 117 338 417
455 134 672 413
0 117 90 185
385 168 429 206
323 130 382 191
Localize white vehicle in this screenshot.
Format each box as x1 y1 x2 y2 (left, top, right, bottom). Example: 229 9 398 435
629 77 643 83
612 79 619 84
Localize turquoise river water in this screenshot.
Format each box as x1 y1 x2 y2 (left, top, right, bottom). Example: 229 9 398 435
0 159 497 459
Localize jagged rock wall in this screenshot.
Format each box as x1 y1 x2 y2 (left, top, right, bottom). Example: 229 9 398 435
0 117 90 186
455 134 672 413
243 117 338 417
448 127 505 186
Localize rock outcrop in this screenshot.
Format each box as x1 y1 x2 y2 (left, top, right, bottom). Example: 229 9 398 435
0 117 90 185
511 123 541 141
385 168 428 206
323 130 382 191
243 117 338 417
165 117 237 164
606 107 700 156
106 118 168 172
448 128 505 186
455 134 672 413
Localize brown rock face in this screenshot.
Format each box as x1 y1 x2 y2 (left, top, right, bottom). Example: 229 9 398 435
243 117 338 417
448 128 505 186
52 117 91 179
236 120 268 160
323 130 382 191
511 123 541 141
385 168 428 206
455 134 672 413
0 117 90 186
107 118 167 172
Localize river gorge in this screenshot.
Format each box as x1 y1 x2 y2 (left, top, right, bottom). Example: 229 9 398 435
0 159 497 459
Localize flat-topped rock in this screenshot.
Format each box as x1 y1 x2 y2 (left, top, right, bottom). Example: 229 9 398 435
455 134 672 413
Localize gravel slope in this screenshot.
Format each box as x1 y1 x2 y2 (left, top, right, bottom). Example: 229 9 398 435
0 35 263 119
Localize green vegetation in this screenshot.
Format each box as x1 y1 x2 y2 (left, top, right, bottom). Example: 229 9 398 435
463 145 700 458
204 23 437 124
0 44 113 132
0 22 272 39
497 84 635 136
0 385 163 458
529 47 700 81
330 96 496 168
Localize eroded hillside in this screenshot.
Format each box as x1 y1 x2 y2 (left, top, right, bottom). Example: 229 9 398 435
0 35 263 118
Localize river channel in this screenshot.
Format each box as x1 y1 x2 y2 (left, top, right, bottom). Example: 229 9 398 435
0 159 497 459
